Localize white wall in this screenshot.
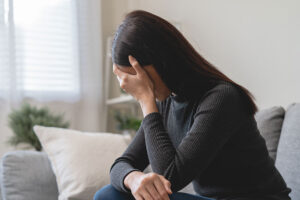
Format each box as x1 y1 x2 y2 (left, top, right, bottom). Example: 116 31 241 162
1 0 299 157
127 0 300 110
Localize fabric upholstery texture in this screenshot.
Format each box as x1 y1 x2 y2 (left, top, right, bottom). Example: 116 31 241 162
275 103 300 200
33 125 131 200
0 150 58 200
254 106 285 161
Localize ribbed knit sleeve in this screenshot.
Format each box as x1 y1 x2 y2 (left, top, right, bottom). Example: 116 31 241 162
109 124 150 193
141 84 249 192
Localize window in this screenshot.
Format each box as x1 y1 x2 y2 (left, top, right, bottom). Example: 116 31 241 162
0 0 80 102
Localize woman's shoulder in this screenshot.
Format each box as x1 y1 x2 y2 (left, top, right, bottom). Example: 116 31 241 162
200 80 243 104
194 79 250 118
156 80 245 116
192 80 250 125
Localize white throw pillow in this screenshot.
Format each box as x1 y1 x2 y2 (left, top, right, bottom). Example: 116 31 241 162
33 125 132 200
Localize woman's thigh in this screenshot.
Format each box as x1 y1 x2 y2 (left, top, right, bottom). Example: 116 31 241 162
93 184 214 200
93 184 134 200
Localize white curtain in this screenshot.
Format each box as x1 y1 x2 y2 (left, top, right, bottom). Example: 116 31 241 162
0 0 105 156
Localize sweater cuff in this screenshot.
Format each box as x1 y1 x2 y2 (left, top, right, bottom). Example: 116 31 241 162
110 161 141 193
121 168 141 193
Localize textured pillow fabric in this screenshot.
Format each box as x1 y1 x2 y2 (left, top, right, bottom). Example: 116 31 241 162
275 103 300 200
254 106 285 161
33 125 131 200
0 150 58 200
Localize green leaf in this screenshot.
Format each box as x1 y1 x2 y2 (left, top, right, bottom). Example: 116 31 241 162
7 102 70 151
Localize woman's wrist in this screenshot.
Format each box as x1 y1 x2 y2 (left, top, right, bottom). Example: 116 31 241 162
124 171 144 191
138 91 155 104
139 94 158 117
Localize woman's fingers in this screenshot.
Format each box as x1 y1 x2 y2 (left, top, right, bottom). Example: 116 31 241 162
131 172 172 200
145 183 167 200
113 64 129 80
128 55 145 75
134 193 144 200
139 188 154 200
158 175 172 194
153 179 170 200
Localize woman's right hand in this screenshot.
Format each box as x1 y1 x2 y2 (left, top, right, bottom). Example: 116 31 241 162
124 171 172 200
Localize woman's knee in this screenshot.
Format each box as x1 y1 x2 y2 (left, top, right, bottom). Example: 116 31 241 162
93 184 115 200
93 184 132 200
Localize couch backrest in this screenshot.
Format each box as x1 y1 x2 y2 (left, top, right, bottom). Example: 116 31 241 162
254 106 285 161
276 103 300 200
0 150 58 200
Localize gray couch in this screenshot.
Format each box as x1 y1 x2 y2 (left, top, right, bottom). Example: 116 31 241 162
1 103 300 200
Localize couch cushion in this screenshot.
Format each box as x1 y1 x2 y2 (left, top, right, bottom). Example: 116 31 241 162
0 150 58 200
254 106 285 161
33 125 131 200
275 103 300 200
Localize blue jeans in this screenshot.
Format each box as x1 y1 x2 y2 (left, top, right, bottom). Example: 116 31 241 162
94 184 214 200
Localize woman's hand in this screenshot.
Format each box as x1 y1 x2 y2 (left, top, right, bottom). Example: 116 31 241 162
125 171 172 200
112 55 155 103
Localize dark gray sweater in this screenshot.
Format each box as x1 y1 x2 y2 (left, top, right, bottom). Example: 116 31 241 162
109 80 291 200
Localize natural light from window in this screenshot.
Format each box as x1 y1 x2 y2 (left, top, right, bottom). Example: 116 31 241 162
0 0 81 101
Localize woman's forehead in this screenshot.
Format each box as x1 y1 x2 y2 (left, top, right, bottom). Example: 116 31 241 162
114 63 136 74
113 63 154 75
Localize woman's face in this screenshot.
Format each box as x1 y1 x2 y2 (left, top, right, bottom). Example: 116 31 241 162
113 63 171 102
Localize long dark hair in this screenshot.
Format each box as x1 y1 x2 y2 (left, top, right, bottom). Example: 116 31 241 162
111 10 258 115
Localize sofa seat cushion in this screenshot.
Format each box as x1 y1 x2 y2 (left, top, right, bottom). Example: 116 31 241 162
33 125 131 200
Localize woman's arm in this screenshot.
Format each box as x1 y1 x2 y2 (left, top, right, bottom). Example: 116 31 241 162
109 124 150 193
141 84 249 192
110 101 174 200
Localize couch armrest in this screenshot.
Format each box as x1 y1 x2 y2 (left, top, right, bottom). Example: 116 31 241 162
0 150 58 200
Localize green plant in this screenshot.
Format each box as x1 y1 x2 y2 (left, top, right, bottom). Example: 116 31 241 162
114 110 142 132
7 102 70 151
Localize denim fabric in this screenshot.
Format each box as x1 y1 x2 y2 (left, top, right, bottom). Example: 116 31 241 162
94 184 214 200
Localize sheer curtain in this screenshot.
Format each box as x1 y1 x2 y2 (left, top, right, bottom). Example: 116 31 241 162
0 0 105 156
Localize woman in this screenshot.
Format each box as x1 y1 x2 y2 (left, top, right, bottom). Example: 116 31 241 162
94 10 291 200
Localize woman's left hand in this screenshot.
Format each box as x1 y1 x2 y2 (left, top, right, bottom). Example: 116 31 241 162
113 55 155 103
